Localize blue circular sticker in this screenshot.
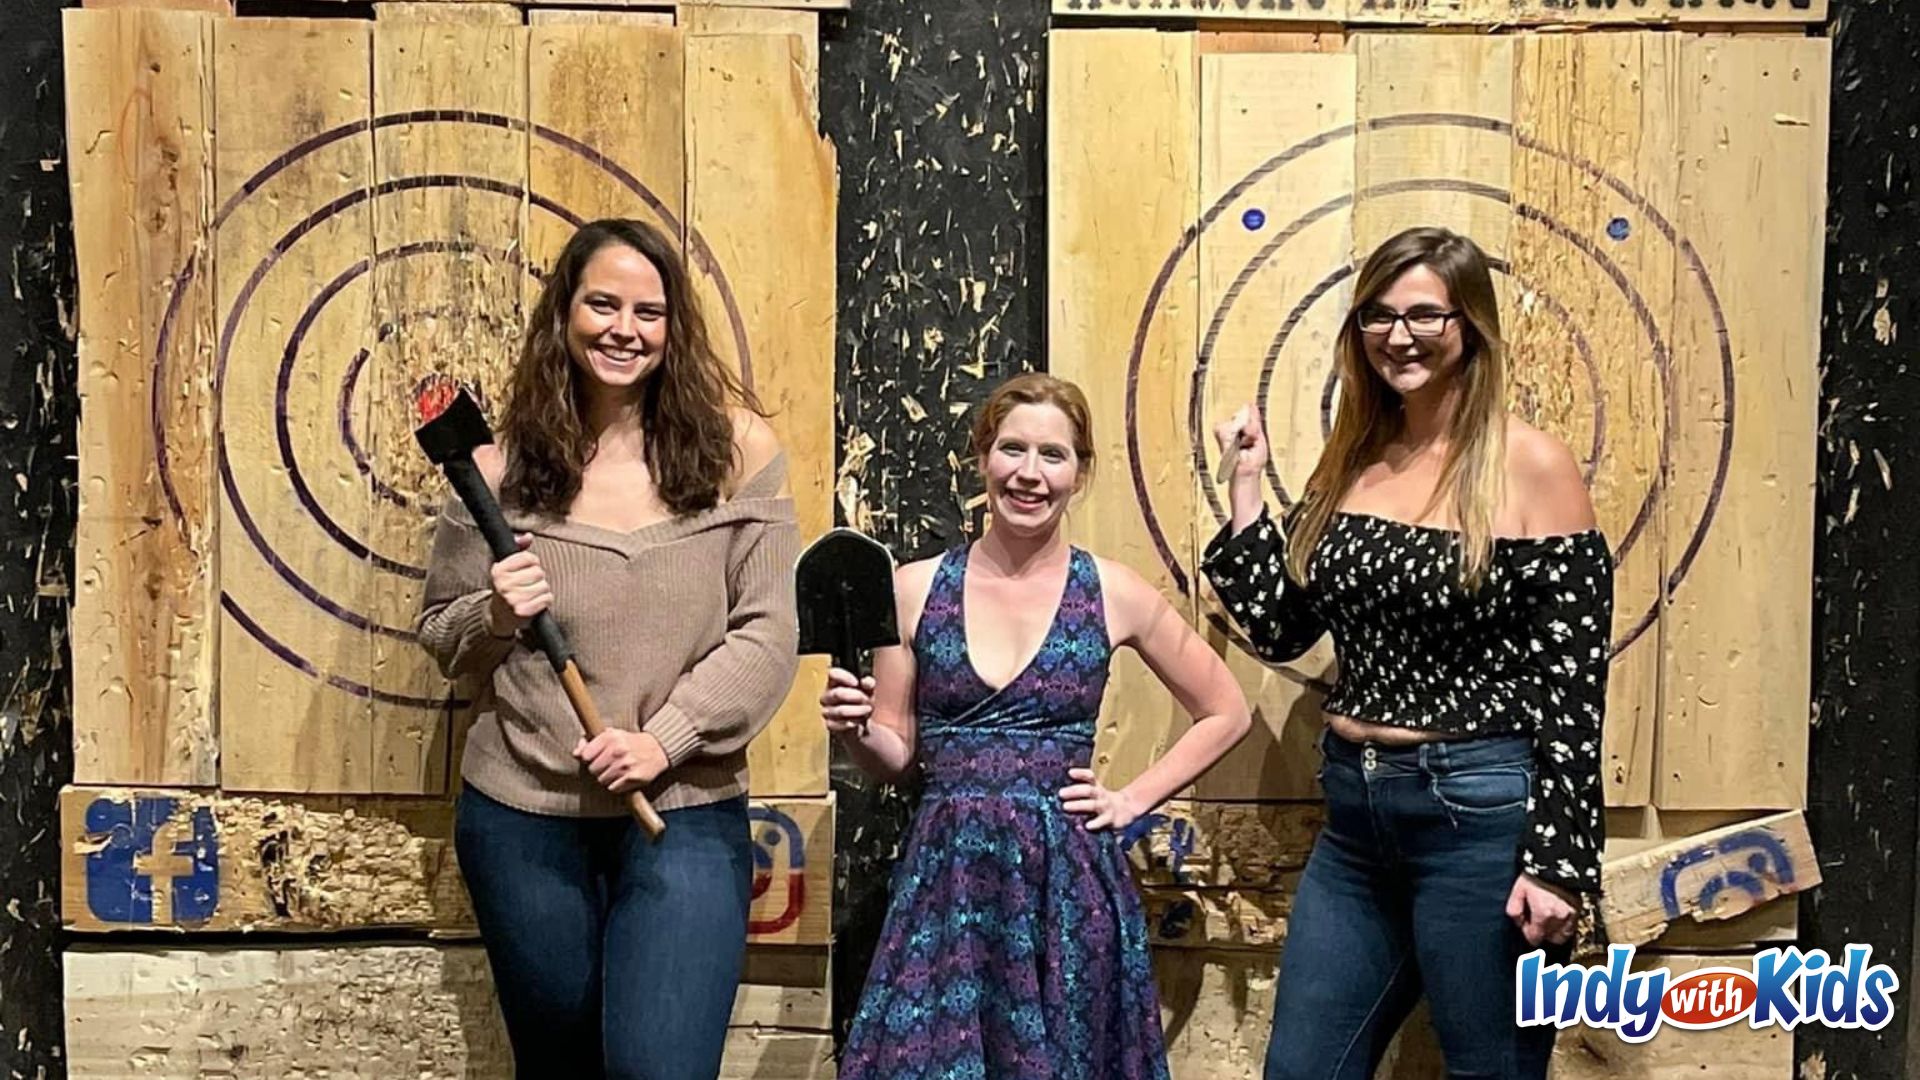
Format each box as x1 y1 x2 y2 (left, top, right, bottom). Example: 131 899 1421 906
1607 217 1631 241
1242 208 1267 232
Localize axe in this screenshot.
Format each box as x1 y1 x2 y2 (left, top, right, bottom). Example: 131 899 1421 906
795 528 900 731
415 384 667 839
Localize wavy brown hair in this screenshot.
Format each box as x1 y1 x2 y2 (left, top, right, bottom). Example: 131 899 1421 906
1288 226 1508 588
499 219 761 517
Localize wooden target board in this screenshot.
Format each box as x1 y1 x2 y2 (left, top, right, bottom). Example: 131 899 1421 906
65 6 834 800
1052 28 1826 814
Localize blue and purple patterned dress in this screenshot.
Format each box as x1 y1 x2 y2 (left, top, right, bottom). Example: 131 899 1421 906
838 545 1170 1080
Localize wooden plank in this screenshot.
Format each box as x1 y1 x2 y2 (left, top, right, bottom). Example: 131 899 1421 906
719 1031 834 1079
1156 948 1278 1080
81 0 232 12
1056 0 1351 19
1122 799 1321 889
1548 955 1795 1078
1510 31 1681 809
1155 949 1447 1079
528 9 675 23
525 22 683 312
735 944 831 1031
1193 49 1353 799
686 31 836 798
373 1 519 20
65 945 512 1076
1353 32 1513 258
678 4 818 110
1049 29 1201 796
361 6 529 797
62 787 835 945
1053 0 1824 23
1130 804 1812 952
290 0 842 6
1602 809 1817 948
64 9 220 786
1144 883 1294 950
1656 35 1826 811
1605 806 1798 950
61 786 468 932
213 18 380 794
1198 27 1346 54
1355 0 1826 25
742 795 834 945
65 944 835 1079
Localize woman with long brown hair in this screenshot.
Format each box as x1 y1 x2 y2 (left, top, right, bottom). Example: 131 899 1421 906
416 218 799 1079
1205 226 1612 1078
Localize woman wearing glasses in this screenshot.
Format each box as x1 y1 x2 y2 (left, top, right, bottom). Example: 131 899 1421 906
1205 226 1613 1079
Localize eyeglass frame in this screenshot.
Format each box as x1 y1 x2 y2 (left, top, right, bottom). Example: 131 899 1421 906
1353 306 1464 338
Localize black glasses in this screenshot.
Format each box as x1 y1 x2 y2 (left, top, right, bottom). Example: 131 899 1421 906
1355 307 1462 338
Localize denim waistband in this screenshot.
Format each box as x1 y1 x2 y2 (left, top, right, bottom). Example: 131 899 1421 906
1321 726 1532 777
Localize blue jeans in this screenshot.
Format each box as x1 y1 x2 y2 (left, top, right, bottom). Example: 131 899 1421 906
1264 730 1565 1080
455 786 754 1080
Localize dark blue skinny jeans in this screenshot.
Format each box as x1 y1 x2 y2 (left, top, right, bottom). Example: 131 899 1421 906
455 786 754 1080
1265 729 1569 1080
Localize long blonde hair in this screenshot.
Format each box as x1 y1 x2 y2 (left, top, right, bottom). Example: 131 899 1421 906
1287 227 1508 588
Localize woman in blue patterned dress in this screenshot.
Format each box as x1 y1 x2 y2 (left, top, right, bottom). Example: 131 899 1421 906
818 373 1253 1080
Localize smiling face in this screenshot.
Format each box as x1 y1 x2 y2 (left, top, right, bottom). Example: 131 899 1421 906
980 402 1083 538
565 241 670 394
1357 262 1471 401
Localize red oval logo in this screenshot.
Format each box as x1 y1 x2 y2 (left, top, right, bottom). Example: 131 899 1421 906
1660 968 1759 1028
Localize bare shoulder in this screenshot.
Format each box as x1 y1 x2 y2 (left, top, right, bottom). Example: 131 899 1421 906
472 443 507 495
1091 553 1166 642
1504 417 1596 534
730 407 788 494
894 553 943 601
1091 553 1153 605
892 553 945 639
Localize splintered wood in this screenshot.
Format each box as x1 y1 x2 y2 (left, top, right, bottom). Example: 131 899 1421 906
1051 26 1827 1079
1051 0 1825 25
60 788 836 945
65 8 219 787
1048 29 1203 798
64 8 835 799
1052 26 1826 815
65 943 837 1079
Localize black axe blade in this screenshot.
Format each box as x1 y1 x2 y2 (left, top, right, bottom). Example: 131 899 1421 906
795 528 899 676
414 386 494 465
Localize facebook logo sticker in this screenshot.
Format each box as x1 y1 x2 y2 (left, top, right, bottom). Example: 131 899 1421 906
84 795 220 925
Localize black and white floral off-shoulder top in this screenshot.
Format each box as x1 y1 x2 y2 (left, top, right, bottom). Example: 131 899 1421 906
1200 507 1614 895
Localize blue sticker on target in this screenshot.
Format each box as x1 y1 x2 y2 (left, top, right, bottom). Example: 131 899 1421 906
1607 217 1631 241
1242 208 1267 232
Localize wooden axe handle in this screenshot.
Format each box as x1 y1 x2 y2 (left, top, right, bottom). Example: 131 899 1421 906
560 661 668 839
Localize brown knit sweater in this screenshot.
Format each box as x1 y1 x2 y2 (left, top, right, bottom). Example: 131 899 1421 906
415 455 800 817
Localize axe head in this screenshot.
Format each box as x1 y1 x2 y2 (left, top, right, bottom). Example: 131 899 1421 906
414 383 494 465
795 528 899 675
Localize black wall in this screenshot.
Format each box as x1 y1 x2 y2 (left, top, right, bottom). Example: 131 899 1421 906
1800 0 1920 1076
819 0 1050 1040
0 2 77 1077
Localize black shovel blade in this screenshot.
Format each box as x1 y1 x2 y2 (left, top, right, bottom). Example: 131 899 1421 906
795 528 900 673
